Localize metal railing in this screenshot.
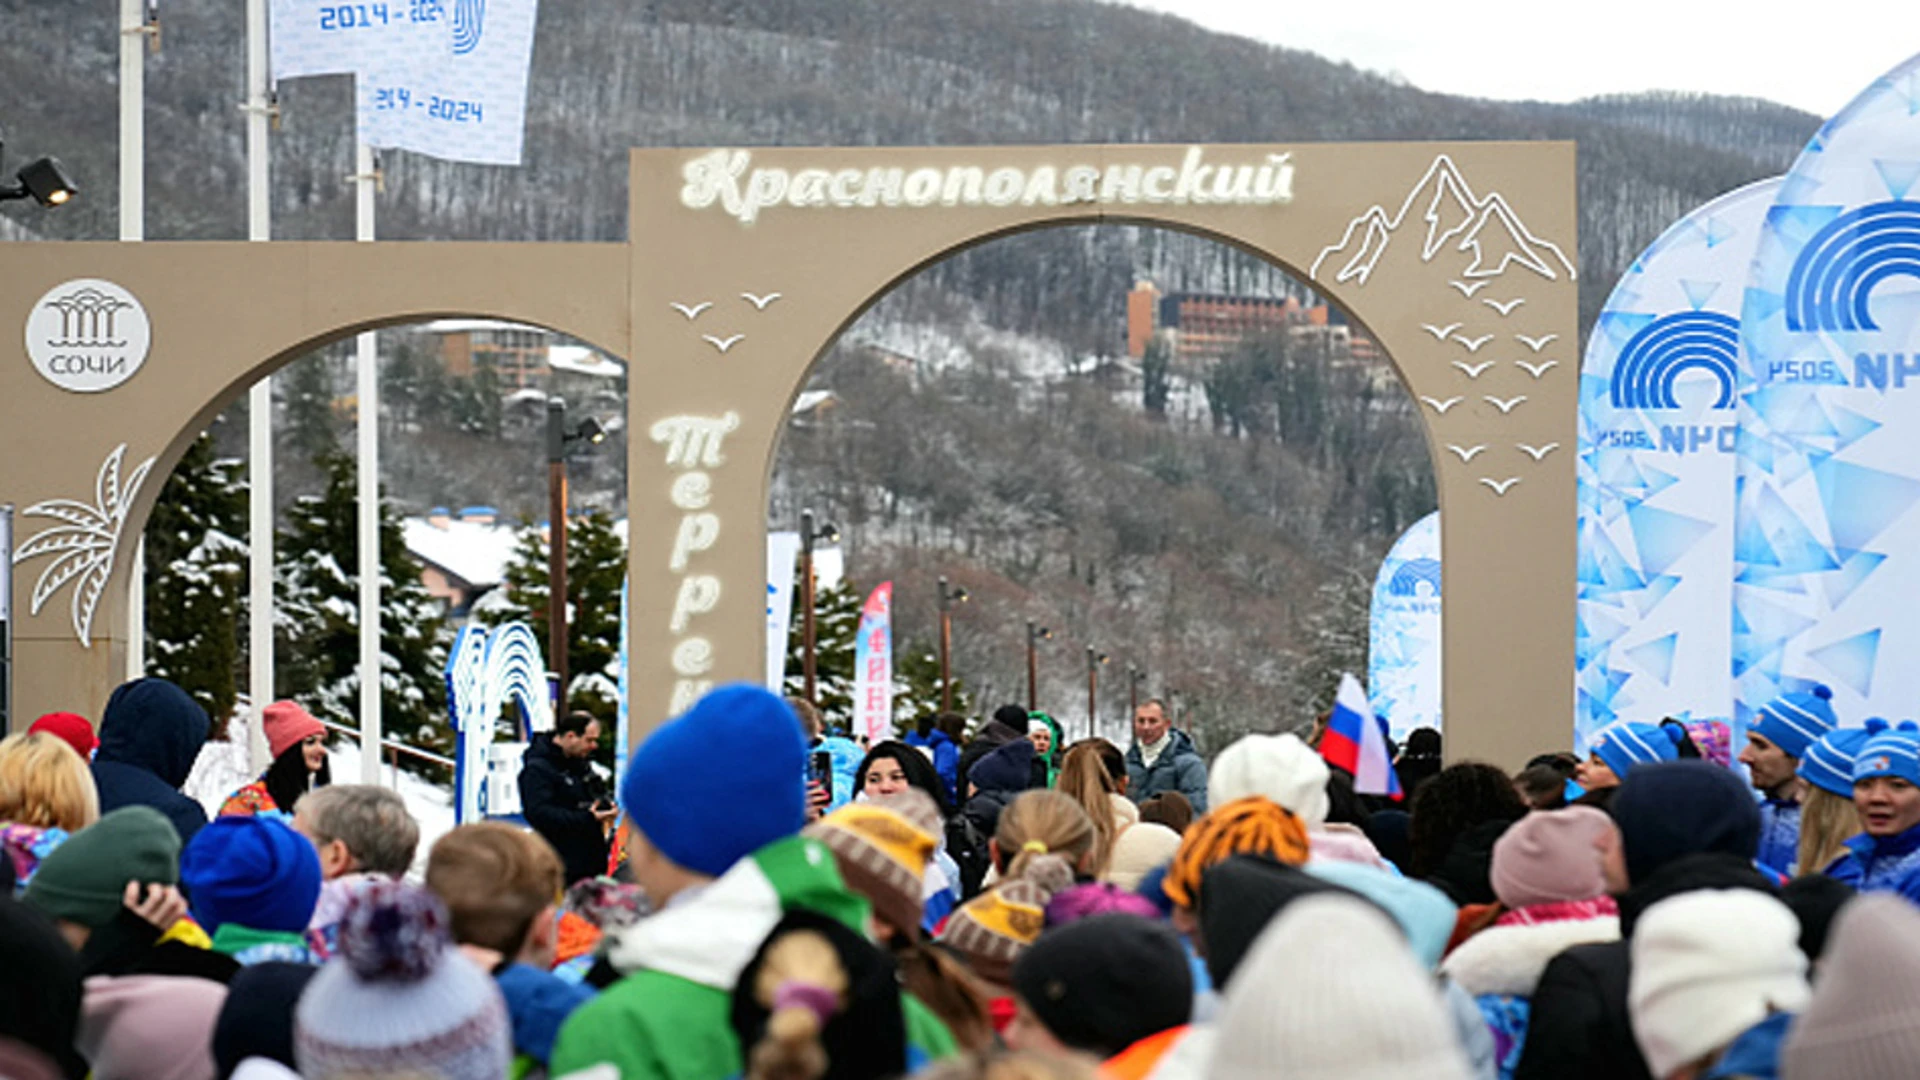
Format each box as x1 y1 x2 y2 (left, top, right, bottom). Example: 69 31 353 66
315 716 455 785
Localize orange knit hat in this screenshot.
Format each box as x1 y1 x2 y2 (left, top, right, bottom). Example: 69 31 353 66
1164 796 1310 908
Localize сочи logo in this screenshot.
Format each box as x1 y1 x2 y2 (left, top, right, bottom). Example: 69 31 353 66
24 278 151 393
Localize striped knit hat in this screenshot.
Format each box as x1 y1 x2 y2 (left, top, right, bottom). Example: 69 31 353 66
938 856 1072 987
1852 720 1920 787
1798 725 1877 797
1164 797 1311 909
802 790 939 936
1752 685 1838 759
1590 721 1684 779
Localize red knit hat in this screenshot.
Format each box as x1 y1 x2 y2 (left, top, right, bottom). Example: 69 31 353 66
29 712 98 760
263 700 326 760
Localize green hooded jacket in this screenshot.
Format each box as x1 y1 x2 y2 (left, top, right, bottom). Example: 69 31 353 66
549 834 956 1080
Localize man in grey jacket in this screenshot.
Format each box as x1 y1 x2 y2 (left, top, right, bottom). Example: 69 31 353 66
1126 699 1208 813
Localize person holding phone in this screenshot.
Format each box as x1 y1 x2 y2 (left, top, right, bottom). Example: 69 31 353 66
518 711 615 885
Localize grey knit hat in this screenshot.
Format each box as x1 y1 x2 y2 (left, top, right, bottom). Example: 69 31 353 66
1781 894 1920 1080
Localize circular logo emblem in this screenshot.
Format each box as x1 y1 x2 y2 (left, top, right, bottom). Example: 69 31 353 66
24 278 151 393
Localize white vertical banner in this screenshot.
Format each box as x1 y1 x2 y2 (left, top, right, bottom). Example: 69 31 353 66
765 531 801 691
1369 511 1443 740
271 0 540 165
1735 53 1920 728
1575 178 1778 750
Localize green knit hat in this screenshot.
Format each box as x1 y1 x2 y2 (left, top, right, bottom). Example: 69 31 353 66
25 805 180 928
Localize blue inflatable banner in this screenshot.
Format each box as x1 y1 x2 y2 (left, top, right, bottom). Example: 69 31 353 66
1574 178 1779 750
1369 511 1442 740
1735 54 1920 729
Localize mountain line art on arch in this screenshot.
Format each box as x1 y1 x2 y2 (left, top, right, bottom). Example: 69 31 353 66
1310 154 1577 287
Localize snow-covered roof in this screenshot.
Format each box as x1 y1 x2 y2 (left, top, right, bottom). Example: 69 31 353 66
549 345 625 379
404 517 522 588
422 318 541 335
792 390 834 415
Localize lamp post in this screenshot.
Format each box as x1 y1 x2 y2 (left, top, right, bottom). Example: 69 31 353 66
937 576 969 712
1129 664 1147 714
1086 646 1108 740
1026 621 1051 711
799 508 840 705
544 397 604 700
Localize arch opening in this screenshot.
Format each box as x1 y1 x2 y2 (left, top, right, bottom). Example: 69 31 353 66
764 219 1437 747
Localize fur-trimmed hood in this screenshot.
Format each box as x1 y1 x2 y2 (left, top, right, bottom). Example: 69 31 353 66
1440 913 1620 998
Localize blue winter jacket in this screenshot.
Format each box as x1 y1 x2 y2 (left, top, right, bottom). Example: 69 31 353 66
905 730 960 804
1755 798 1801 876
1824 823 1920 891
496 960 596 1066
90 678 211 845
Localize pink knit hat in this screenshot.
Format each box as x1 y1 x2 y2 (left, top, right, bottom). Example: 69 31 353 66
1490 806 1616 910
263 701 326 761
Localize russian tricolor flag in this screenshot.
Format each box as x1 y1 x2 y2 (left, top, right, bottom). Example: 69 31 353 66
1321 673 1403 800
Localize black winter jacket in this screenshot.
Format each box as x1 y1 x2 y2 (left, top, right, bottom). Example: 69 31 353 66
518 733 610 885
1513 853 1777 1080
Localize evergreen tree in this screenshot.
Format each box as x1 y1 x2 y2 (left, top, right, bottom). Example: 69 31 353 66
281 353 340 460
892 640 971 736
142 432 248 736
276 451 450 769
1141 335 1171 418
783 578 861 732
485 509 627 714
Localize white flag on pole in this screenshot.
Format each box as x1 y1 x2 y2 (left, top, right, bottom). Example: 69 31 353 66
270 0 540 166
765 531 802 691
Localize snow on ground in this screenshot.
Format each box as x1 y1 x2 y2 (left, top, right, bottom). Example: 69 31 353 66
184 703 455 880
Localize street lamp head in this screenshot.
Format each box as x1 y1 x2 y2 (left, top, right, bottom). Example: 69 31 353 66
575 416 607 445
818 521 841 545
0 155 77 208
953 586 970 604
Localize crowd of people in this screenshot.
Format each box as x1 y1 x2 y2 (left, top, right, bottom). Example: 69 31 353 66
4 673 1920 1080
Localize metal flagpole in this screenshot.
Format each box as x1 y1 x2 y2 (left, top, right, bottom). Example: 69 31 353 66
353 138 382 784
120 0 150 682
245 0 275 773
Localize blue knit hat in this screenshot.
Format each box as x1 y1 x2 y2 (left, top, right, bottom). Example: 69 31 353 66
1591 721 1684 779
1798 725 1877 797
620 684 806 878
1752 684 1838 759
180 816 323 934
1852 721 1920 787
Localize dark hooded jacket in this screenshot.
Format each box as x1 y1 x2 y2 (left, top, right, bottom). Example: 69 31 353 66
957 719 1025 799
950 739 1035 897
518 731 611 886
1514 853 1776 1080
1126 728 1209 813
90 678 211 846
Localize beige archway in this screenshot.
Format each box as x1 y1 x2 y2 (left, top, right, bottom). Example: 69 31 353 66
2 141 1575 767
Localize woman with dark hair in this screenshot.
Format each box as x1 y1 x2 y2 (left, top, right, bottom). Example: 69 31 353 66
858 740 964 919
220 701 331 817
1394 727 1444 798
1407 761 1528 903
857 740 952 817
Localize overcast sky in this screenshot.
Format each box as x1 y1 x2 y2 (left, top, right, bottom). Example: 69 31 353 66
1113 0 1915 118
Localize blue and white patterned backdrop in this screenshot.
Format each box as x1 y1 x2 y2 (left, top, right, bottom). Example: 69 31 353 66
1735 54 1920 732
1574 178 1779 752
1370 511 1442 740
